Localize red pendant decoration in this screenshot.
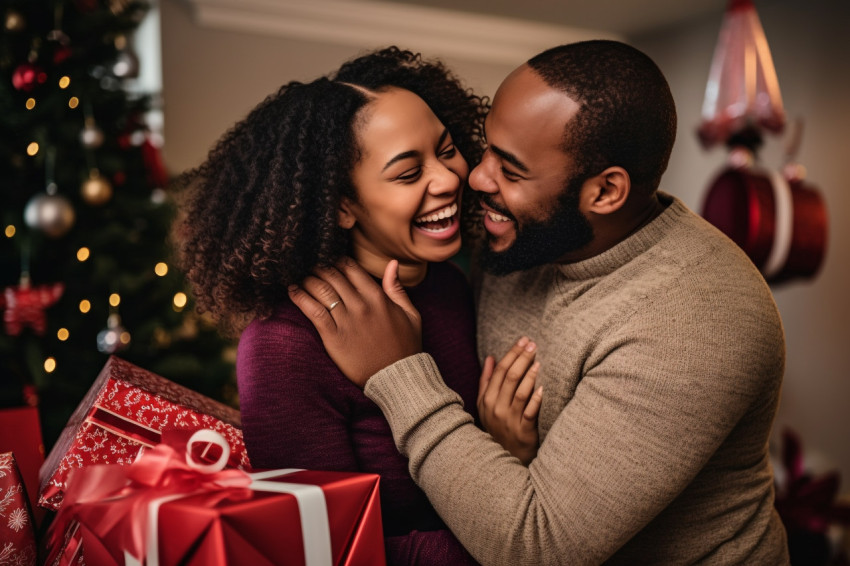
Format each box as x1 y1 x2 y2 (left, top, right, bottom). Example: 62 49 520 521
1 274 65 336
701 148 828 284
697 0 785 148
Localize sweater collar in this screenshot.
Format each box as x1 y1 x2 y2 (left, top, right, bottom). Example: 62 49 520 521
554 192 689 281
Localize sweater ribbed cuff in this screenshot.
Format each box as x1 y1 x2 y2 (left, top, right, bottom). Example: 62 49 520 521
364 353 464 453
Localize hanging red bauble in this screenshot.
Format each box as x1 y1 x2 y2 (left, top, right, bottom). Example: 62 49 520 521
1 276 64 336
12 63 47 92
73 0 100 13
53 45 73 65
142 136 170 189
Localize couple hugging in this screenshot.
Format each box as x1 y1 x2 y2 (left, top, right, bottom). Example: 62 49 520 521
174 41 789 565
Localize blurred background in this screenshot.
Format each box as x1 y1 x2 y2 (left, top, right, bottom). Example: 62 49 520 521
2 0 848 554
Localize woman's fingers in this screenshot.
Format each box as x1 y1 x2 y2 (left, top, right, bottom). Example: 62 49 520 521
477 356 495 409
494 340 537 411
511 361 540 411
522 386 543 424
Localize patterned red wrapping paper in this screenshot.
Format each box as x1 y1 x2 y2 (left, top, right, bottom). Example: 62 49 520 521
0 452 37 566
37 356 250 512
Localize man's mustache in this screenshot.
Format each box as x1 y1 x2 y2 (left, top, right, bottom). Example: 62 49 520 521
478 194 515 222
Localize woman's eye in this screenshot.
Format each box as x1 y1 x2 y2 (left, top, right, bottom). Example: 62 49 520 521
439 144 457 159
397 168 422 182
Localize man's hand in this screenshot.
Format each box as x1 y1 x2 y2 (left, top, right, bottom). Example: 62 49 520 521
477 337 543 465
288 258 422 388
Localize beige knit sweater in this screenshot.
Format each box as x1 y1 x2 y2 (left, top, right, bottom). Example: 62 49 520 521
365 194 790 565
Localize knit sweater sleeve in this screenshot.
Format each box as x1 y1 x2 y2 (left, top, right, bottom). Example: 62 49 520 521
364 277 785 566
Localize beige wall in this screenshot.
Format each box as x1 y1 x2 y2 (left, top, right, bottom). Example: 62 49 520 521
160 0 518 173
634 0 850 483
161 0 850 484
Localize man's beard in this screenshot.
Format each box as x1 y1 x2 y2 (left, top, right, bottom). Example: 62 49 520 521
479 176 594 275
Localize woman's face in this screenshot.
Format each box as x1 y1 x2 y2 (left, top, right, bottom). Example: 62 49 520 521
342 87 468 281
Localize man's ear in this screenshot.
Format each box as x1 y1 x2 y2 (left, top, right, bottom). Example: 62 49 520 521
581 166 630 215
338 198 357 229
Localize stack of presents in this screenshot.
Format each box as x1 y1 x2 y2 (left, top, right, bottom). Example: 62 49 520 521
0 357 385 565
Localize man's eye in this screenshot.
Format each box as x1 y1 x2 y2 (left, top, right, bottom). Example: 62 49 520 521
502 167 521 181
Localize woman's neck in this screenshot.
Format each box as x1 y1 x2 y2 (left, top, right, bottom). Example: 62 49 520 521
350 245 427 287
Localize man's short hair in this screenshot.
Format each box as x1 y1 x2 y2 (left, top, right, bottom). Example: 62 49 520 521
527 40 677 194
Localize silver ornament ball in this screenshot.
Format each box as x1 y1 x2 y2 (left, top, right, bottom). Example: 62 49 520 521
80 123 105 148
24 193 75 237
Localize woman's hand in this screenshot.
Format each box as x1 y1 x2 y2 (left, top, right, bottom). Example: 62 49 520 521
288 258 422 388
477 337 543 466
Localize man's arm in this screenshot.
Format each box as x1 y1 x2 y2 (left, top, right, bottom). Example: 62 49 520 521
290 260 781 565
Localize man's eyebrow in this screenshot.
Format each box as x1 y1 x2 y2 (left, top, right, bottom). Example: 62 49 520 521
490 145 529 173
381 128 450 172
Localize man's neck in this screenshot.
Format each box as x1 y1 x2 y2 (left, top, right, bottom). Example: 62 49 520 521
557 192 667 264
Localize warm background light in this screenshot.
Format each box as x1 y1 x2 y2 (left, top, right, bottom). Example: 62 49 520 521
79 300 91 313
57 328 69 341
109 293 121 307
155 262 168 276
77 247 90 261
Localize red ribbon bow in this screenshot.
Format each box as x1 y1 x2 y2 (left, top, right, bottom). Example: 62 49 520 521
49 429 252 564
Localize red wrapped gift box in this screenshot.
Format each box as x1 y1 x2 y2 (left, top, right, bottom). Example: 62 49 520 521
0 406 45 526
38 356 250 512
0 452 37 566
54 432 385 566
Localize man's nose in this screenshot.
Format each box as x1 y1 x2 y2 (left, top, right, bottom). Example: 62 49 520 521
469 151 498 194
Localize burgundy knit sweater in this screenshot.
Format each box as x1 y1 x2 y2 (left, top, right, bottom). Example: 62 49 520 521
236 261 480 565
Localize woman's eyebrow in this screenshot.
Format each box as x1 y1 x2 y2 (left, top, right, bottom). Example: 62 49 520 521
381 128 450 172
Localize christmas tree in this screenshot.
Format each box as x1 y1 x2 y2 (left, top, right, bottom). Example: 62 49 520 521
0 0 238 448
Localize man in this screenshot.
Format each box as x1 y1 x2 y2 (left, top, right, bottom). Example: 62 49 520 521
290 40 789 564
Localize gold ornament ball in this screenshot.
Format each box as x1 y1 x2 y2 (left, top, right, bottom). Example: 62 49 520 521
5 10 26 32
81 175 113 205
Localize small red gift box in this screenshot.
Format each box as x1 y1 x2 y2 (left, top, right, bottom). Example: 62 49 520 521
0 406 45 525
53 430 385 566
38 356 250 512
0 452 37 566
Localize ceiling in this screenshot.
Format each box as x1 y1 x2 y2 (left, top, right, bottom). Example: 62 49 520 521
371 0 732 38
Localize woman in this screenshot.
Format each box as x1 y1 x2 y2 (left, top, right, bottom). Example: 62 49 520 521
175 47 503 564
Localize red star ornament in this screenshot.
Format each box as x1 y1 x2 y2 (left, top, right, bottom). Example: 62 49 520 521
1 277 65 336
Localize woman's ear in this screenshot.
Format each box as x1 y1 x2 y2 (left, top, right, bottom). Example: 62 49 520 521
338 198 357 229
581 166 630 215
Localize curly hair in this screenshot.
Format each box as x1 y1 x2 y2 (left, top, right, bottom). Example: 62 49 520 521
527 40 677 195
173 47 488 336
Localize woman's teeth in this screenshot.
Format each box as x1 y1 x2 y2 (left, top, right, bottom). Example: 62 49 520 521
415 203 458 225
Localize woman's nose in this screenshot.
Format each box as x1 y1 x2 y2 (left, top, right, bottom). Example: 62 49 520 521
428 162 462 196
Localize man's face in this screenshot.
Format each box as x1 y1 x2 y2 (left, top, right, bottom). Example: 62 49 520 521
469 64 594 274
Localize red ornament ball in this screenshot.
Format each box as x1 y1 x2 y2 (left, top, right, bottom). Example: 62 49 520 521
12 63 47 92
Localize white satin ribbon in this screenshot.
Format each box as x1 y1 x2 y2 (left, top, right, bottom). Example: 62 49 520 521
125 430 333 566
762 170 794 279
